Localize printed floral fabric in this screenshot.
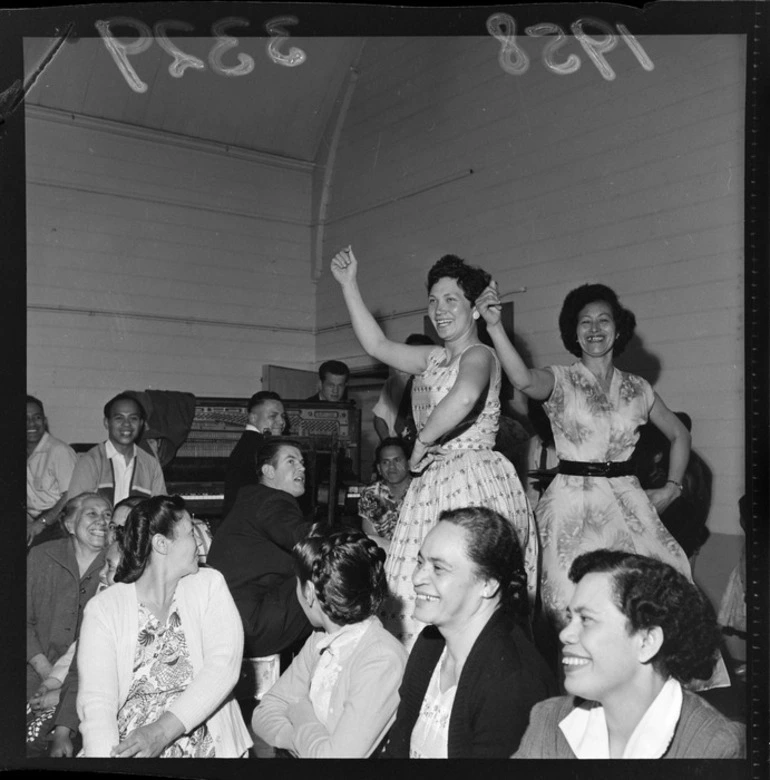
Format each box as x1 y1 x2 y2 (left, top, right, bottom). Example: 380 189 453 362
538 363 694 624
358 481 406 540
537 361 730 690
381 345 537 650
117 601 215 758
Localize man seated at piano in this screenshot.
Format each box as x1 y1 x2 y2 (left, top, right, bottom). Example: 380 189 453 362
207 439 313 662
305 360 351 403
223 391 286 518
67 393 166 507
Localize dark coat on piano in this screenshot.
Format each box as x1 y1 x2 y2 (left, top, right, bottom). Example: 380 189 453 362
222 429 264 519
207 483 312 657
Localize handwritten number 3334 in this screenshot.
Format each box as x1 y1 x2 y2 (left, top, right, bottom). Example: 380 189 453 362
95 16 307 94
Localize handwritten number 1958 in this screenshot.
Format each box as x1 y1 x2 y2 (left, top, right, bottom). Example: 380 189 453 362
95 16 306 94
487 13 654 80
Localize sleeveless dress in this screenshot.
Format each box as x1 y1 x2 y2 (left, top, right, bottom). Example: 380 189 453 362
117 600 216 758
381 345 537 649
538 362 729 689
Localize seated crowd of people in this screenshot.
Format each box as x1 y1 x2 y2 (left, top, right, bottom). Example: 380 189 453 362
26 345 746 760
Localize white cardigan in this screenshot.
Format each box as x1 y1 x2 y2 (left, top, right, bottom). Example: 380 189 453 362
77 566 251 758
252 617 406 757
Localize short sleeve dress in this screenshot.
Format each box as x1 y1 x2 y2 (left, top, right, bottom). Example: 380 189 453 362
537 363 693 628
381 345 537 649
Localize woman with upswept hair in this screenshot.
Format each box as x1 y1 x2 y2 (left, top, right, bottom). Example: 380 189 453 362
252 525 406 757
330 247 537 650
77 495 250 758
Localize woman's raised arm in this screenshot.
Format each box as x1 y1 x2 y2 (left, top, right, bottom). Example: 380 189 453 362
476 282 554 400
330 247 434 375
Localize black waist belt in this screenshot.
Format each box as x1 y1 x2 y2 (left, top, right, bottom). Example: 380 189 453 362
558 459 635 478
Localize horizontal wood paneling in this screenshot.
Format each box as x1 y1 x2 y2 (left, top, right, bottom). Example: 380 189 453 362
27 113 317 444
317 32 745 560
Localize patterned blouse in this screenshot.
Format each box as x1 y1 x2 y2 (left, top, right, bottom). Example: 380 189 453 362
358 481 409 540
117 600 215 758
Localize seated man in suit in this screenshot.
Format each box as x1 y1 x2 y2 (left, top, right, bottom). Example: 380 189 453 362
67 393 166 506
223 391 286 517
207 439 313 659
26 395 78 547
306 360 350 403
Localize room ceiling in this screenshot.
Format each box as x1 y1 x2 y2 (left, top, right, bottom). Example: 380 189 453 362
23 34 363 163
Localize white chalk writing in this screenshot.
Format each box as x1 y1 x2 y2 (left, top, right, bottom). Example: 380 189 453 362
571 18 618 81
616 23 655 72
487 14 654 79
154 20 205 78
96 15 305 93
209 18 255 77
265 16 307 67
487 13 530 76
524 22 580 76
96 17 153 93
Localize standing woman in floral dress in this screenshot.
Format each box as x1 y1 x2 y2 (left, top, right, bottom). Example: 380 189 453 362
475 281 729 689
330 248 536 650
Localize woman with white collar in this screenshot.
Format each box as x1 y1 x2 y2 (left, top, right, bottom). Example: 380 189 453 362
513 549 745 759
77 495 250 758
252 525 407 758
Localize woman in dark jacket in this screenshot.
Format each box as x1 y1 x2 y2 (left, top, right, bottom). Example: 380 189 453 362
380 506 556 758
27 492 111 699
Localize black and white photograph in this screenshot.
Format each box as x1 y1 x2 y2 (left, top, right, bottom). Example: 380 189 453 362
4 1 768 775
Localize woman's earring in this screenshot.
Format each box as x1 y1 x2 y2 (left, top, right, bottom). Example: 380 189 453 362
472 310 480 320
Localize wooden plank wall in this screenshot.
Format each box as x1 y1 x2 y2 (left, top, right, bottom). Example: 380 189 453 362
26 106 317 444
316 34 745 599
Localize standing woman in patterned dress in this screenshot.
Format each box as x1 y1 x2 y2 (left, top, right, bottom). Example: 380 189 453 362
475 282 729 689
330 248 537 650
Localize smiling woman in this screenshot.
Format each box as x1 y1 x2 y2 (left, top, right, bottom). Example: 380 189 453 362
76 495 251 758
330 248 537 649
513 549 745 759
26 493 111 699
381 507 555 758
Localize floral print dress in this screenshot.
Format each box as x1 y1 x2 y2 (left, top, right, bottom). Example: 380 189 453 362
381 345 537 650
117 600 215 758
537 362 693 627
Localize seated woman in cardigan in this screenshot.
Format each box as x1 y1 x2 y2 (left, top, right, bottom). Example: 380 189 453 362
513 549 745 759
76 495 251 757
381 506 556 758
251 525 407 758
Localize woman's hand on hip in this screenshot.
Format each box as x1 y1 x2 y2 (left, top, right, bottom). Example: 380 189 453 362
330 246 358 286
409 441 445 474
646 483 680 515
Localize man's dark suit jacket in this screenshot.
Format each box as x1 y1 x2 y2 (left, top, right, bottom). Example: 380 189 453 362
222 429 264 519
207 483 312 657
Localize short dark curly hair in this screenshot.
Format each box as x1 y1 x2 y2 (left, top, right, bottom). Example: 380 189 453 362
569 549 721 683
293 524 388 625
426 255 491 305
558 283 636 358
375 436 411 464
438 506 528 623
